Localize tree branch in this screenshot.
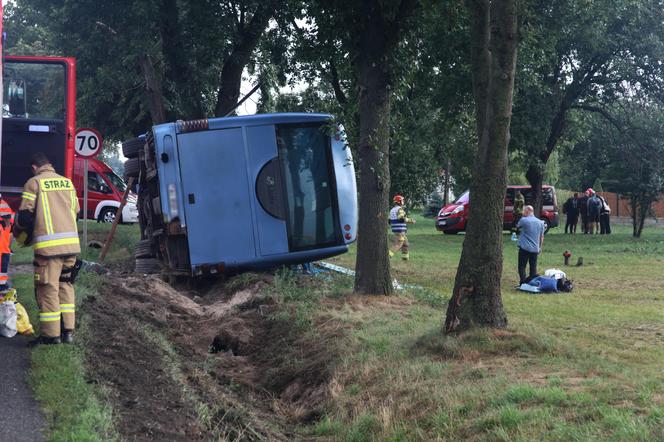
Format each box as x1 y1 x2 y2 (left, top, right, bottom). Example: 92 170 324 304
329 58 348 106
570 104 624 131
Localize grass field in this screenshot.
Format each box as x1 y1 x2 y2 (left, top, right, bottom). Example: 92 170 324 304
11 221 138 441
319 217 664 441
11 217 664 441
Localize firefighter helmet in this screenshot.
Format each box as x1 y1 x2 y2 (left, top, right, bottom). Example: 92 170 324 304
393 195 405 205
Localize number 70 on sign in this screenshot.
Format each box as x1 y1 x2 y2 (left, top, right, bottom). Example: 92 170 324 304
75 128 103 158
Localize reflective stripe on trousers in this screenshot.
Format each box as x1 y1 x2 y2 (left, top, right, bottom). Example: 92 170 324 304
60 303 75 313
39 311 61 322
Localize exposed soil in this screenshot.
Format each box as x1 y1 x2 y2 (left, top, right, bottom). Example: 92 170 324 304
82 273 344 440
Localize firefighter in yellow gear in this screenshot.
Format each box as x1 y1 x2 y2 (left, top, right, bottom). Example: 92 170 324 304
13 153 81 345
0 195 14 290
388 194 416 260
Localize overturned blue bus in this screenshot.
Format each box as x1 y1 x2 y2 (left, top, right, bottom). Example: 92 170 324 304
123 113 357 275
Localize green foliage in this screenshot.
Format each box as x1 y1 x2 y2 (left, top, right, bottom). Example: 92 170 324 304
510 0 664 202
5 0 288 141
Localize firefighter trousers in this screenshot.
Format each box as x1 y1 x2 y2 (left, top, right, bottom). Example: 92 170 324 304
391 233 410 258
33 254 77 338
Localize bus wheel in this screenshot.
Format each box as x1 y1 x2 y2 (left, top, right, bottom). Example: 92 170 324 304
122 137 144 159
134 239 153 259
98 207 118 223
124 157 141 178
135 257 162 274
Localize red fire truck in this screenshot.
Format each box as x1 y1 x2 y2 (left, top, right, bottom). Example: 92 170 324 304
1 55 77 211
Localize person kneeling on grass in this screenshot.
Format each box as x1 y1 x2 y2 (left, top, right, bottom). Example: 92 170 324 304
517 205 545 285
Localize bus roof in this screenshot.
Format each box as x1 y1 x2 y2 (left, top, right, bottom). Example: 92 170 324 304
170 113 333 134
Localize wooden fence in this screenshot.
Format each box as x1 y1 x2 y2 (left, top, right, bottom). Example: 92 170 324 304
597 192 664 219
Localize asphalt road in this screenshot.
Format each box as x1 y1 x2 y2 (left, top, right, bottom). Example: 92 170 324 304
0 324 45 441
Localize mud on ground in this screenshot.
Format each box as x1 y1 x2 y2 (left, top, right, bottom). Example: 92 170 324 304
82 273 345 441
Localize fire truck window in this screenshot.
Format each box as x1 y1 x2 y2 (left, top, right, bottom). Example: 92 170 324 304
3 62 65 120
88 172 111 194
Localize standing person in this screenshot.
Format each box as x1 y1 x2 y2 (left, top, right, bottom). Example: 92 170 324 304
516 205 545 285
388 194 415 261
0 195 15 290
598 194 612 234
13 153 81 346
587 189 601 234
578 191 589 234
563 193 579 234
512 190 525 233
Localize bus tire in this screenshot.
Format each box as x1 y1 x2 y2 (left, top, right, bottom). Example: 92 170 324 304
135 257 161 274
124 157 141 178
122 137 144 159
134 239 153 258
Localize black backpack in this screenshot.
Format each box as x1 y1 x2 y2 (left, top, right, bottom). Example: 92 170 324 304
557 277 573 293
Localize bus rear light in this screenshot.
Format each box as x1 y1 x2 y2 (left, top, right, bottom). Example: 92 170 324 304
344 224 351 231
344 233 352 240
168 183 179 218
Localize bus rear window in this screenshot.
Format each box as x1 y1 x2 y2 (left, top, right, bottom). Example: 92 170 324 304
3 62 65 120
276 124 341 251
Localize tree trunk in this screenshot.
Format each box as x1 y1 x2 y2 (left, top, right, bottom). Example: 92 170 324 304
444 0 518 332
214 5 274 117
353 27 393 295
630 195 638 237
352 0 418 294
159 0 203 119
139 55 167 125
526 164 544 217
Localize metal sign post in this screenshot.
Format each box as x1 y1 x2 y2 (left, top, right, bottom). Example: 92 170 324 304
74 128 103 250
83 159 88 248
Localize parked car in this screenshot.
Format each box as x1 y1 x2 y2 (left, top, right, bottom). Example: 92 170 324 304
436 185 559 234
72 157 138 223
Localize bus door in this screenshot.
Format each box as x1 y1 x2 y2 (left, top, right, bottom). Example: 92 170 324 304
177 128 256 266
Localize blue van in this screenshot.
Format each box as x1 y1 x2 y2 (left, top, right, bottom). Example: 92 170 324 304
123 113 357 275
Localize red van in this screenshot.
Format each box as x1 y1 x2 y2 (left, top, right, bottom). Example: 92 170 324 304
73 157 138 223
436 185 559 234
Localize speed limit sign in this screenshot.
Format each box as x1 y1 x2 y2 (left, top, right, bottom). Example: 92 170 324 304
75 128 103 158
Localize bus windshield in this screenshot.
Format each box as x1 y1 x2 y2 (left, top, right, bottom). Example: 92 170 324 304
277 123 340 250
3 61 65 120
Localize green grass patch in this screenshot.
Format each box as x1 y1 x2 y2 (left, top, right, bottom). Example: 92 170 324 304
318 216 664 441
13 221 139 441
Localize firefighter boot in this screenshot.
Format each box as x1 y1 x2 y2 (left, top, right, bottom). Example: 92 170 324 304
62 329 74 344
402 253 410 261
28 335 62 347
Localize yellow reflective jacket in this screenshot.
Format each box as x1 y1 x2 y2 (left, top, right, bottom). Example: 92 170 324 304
17 164 80 256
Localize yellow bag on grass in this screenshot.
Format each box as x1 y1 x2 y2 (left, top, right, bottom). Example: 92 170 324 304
1 289 34 335
15 302 34 335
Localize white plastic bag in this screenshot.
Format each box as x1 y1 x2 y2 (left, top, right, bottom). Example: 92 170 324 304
0 301 17 338
544 268 566 280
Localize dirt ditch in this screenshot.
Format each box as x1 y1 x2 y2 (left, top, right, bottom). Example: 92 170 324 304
82 273 345 440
